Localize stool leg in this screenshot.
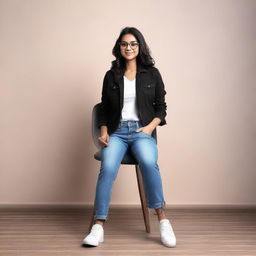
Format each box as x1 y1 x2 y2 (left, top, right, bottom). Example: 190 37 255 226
88 207 95 233
135 164 151 233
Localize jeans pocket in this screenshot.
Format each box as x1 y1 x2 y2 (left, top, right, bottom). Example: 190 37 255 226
140 131 152 137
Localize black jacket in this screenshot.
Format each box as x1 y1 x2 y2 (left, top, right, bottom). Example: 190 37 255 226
97 64 167 136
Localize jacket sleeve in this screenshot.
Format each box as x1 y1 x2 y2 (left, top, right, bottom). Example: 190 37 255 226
97 71 109 129
153 68 167 126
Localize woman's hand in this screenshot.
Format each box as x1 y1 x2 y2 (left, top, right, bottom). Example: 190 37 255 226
98 133 109 147
135 125 154 136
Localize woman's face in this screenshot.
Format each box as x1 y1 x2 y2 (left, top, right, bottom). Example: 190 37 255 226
120 34 139 61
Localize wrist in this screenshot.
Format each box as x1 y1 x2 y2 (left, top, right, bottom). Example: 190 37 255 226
147 123 156 131
148 117 161 130
100 125 108 135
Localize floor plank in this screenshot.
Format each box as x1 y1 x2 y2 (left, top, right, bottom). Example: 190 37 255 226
0 207 255 256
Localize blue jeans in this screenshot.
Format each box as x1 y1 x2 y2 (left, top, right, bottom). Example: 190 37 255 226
93 120 166 220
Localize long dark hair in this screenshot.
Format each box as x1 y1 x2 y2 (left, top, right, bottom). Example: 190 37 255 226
111 27 155 75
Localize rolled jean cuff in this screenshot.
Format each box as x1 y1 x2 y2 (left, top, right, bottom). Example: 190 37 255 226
94 214 108 220
148 200 166 209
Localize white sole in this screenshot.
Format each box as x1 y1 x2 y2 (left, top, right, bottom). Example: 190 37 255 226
82 232 104 246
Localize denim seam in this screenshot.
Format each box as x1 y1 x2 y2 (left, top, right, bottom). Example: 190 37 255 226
94 214 108 220
147 201 166 209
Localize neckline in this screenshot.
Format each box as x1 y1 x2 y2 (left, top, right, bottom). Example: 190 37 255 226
123 75 135 82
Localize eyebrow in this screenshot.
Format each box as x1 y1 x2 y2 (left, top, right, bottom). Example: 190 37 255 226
121 40 138 43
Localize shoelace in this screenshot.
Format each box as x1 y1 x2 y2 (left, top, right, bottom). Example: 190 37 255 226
161 222 174 233
90 226 103 238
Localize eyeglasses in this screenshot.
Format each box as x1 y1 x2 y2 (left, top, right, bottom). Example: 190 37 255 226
119 41 139 49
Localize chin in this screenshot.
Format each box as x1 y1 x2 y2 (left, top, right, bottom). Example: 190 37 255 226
124 55 137 61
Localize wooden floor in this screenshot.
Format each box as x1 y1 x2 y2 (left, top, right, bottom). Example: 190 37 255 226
0 207 255 256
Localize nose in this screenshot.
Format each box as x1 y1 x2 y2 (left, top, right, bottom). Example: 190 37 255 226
126 44 132 50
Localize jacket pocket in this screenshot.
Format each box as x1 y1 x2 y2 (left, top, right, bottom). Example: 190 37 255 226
142 83 155 96
111 85 119 90
143 83 155 88
108 85 119 104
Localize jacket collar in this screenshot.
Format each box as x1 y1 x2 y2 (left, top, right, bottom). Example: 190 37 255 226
137 63 148 73
111 63 147 83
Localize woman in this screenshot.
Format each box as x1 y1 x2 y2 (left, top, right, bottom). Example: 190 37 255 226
82 27 176 248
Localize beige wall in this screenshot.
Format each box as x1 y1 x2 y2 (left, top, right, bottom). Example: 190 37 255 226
1 0 255 207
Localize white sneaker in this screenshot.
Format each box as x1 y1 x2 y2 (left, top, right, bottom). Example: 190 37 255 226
82 224 104 246
159 219 176 247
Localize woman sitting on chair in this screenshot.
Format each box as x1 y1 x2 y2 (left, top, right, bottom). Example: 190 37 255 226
82 26 176 248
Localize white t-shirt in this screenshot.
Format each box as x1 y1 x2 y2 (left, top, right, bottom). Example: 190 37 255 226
121 76 140 121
